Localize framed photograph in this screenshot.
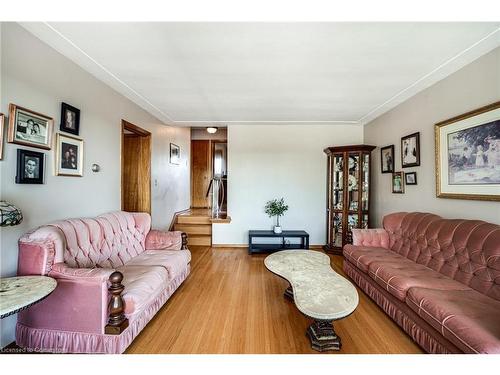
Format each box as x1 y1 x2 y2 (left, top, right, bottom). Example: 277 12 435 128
401 132 420 168
16 149 45 184
60 102 81 135
55 133 84 176
392 172 404 193
435 101 500 201
170 143 180 165
0 113 4 160
405 172 417 185
8 103 54 150
380 145 394 173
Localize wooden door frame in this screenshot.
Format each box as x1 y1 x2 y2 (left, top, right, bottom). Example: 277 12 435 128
121 120 152 213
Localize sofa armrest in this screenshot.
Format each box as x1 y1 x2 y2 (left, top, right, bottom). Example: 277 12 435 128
49 263 114 281
351 228 390 249
18 238 56 276
46 264 128 334
145 230 187 250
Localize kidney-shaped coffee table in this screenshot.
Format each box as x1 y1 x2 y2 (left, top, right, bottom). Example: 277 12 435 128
264 250 359 351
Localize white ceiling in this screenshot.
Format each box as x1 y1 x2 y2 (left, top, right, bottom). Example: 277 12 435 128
21 22 500 126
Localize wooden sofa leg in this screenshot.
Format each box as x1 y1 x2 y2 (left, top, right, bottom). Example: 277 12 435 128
181 232 188 249
105 271 129 334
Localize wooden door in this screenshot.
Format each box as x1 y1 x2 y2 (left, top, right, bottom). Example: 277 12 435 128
121 121 151 213
191 140 211 208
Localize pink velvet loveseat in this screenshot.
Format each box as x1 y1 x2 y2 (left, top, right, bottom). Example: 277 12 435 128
16 211 190 353
343 212 500 354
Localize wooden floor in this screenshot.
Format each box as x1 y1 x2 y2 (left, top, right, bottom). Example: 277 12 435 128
126 246 423 354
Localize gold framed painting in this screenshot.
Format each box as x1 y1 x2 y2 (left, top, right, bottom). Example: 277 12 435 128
55 133 84 176
435 101 500 201
8 103 54 150
0 113 4 160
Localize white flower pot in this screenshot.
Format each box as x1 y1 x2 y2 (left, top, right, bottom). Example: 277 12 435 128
274 225 282 234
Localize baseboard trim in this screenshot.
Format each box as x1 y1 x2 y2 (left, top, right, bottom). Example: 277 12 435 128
212 244 325 249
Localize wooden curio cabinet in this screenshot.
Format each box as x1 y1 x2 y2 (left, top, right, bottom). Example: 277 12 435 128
324 145 376 255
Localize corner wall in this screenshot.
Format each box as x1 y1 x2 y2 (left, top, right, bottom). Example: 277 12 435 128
212 124 363 245
0 23 190 347
364 47 500 226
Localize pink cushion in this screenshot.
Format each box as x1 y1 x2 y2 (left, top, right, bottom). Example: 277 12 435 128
117 265 169 315
368 259 470 301
344 245 406 273
124 250 191 281
406 288 500 353
145 230 182 250
351 228 389 248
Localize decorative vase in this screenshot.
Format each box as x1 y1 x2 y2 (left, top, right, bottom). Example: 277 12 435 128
274 225 282 234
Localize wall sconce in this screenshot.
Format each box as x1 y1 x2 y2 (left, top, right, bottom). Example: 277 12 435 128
206 127 218 134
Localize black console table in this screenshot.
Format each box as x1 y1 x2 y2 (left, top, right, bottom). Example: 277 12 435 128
248 230 310 254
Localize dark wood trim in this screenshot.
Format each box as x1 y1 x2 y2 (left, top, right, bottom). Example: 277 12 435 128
122 120 151 136
324 145 376 155
105 271 129 334
181 232 188 250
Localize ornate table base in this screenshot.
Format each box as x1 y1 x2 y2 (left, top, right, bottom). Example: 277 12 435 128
284 285 294 301
306 320 341 352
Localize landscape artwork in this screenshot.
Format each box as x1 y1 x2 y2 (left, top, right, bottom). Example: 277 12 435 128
435 101 500 201
447 120 500 184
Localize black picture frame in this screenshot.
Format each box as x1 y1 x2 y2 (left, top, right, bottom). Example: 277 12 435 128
16 149 45 184
170 143 180 165
380 145 394 173
60 102 80 135
405 172 417 185
401 132 420 168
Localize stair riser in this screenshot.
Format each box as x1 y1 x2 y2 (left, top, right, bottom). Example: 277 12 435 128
177 216 212 224
174 224 212 235
188 236 212 246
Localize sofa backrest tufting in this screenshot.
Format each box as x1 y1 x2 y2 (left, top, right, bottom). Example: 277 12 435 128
21 211 151 269
383 212 500 301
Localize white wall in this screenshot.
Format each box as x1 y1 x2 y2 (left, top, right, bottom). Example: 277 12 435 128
364 47 500 227
0 23 190 347
212 124 363 245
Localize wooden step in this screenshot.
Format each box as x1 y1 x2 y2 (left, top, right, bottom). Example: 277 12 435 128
177 215 212 225
174 224 212 235
188 235 212 246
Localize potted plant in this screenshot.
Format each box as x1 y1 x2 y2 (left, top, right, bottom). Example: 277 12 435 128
264 198 289 234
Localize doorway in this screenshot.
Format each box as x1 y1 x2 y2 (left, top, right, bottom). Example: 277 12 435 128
121 120 151 213
190 139 228 212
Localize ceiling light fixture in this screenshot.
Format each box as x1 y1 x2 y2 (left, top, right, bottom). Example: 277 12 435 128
206 127 218 134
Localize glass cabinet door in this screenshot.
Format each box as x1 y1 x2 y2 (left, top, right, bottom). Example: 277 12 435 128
362 153 370 211
347 153 359 212
332 154 344 210
333 212 343 248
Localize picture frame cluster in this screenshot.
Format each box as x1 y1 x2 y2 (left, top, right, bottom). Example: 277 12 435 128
2 102 84 184
381 132 420 194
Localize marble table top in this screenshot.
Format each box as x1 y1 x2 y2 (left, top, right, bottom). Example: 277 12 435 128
264 250 359 321
0 276 57 319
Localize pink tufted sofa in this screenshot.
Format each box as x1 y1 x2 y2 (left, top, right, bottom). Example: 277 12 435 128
343 212 500 354
16 211 190 353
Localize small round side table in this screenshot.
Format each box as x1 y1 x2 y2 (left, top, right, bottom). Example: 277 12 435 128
0 276 57 319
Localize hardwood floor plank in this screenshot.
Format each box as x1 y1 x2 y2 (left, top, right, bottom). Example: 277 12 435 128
126 246 423 354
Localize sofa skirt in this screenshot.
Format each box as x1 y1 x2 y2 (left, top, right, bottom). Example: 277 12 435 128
343 260 462 354
16 264 190 354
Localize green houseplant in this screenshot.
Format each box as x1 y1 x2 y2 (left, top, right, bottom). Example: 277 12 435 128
264 198 289 233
